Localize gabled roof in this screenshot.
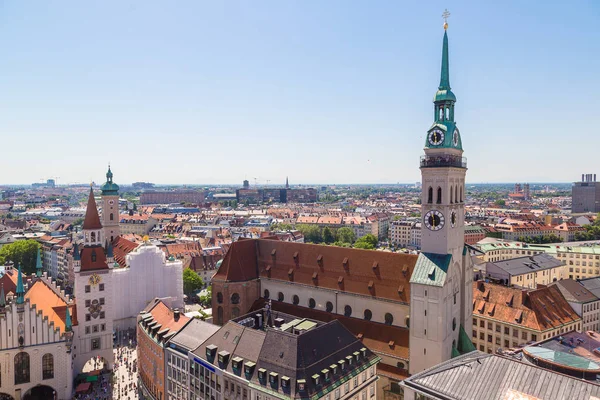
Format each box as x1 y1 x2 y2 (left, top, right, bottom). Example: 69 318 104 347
112 236 138 267
25 280 78 332
410 252 452 287
80 246 109 271
83 188 102 230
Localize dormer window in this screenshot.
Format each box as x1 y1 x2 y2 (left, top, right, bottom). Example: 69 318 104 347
353 351 360 362
269 372 279 387
281 376 290 389
231 356 243 372
322 368 330 382
360 348 367 358
346 355 353 366
244 361 256 377
297 379 306 392
258 368 267 383
312 373 320 386
330 364 338 375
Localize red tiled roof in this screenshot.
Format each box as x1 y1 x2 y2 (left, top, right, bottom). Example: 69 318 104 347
25 280 78 332
80 246 109 271
473 281 581 332
215 238 416 303
113 236 138 267
83 188 102 230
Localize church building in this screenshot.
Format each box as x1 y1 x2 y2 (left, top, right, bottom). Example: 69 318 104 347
211 20 474 392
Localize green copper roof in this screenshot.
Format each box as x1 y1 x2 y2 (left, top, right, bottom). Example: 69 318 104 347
410 252 452 287
457 324 476 354
65 306 72 332
101 166 120 195
16 264 24 304
439 30 450 90
36 248 43 277
451 345 460 358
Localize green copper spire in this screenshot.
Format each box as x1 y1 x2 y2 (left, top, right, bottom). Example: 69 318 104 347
16 264 24 304
36 248 43 277
101 164 120 196
65 306 72 332
439 30 450 90
0 284 5 307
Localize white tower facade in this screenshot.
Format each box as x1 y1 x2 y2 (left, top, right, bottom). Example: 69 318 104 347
409 22 474 374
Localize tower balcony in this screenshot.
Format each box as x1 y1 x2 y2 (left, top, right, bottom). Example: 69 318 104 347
420 154 467 169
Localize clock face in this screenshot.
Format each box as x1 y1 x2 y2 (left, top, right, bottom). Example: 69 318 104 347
428 129 444 146
453 129 459 146
451 210 457 227
424 210 445 231
89 273 101 286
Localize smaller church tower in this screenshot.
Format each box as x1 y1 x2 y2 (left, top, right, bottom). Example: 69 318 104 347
101 166 120 243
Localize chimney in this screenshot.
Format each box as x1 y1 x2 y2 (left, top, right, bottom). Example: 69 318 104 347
521 290 528 306
174 309 180 321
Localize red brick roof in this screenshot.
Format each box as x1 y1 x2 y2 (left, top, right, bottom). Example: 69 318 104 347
113 236 138 267
473 281 581 332
83 188 102 230
215 238 416 303
80 245 109 271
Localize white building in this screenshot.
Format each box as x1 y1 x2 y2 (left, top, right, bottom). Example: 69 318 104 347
112 243 184 330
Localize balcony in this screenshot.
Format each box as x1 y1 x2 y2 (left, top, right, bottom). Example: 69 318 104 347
420 155 467 169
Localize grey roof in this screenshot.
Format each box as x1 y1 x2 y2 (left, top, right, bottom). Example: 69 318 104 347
402 351 600 400
579 277 600 299
168 318 220 351
551 279 599 304
410 252 452 287
489 253 563 276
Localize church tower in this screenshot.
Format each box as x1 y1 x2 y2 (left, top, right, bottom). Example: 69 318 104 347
409 14 474 374
73 187 115 374
101 165 120 243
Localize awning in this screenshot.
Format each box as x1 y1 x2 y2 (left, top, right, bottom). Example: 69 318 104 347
85 375 99 382
75 382 91 393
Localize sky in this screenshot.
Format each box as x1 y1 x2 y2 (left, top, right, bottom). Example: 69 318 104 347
0 1 598 185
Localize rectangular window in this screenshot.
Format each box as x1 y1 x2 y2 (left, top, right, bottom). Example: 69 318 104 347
100 311 105 319
495 324 500 332
370 385 374 397
496 337 500 345
513 329 519 338
504 327 509 335
101 324 106 331
472 330 477 338
487 335 492 343
473 318 477 325
487 322 493 330
85 326 90 334
479 332 484 340
480 321 484 328
85 299 91 307
92 325 98 333
91 338 100 350
335 389 341 400
504 340 509 347
531 334 537 342
85 314 91 322
521 331 527 340
99 283 104 291
100 297 105 305
85 285 90 293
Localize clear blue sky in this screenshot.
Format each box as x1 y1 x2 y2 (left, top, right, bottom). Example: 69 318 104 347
0 1 598 185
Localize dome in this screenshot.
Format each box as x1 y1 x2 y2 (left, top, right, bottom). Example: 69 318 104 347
434 89 456 102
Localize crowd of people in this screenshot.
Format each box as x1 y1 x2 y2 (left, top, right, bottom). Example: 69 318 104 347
73 329 139 400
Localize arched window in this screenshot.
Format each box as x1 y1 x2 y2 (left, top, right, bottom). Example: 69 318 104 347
110 213 114 221
427 187 433 204
405 316 410 328
14 352 30 384
455 186 458 204
278 292 284 302
216 292 223 304
232 307 240 318
308 298 316 309
293 295 299 305
91 232 96 242
42 353 54 380
460 185 464 202
326 301 333 312
452 317 457 331
385 313 394 325
217 307 223 325
364 309 372 321
437 187 442 204
263 289 270 299
450 186 453 203
445 107 450 120
344 305 352 317
231 293 240 305
439 107 444 120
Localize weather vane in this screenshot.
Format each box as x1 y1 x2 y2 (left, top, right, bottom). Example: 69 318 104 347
442 9 450 30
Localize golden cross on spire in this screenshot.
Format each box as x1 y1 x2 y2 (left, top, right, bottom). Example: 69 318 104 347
442 9 450 30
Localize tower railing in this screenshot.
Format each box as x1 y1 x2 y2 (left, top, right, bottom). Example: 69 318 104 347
420 155 467 169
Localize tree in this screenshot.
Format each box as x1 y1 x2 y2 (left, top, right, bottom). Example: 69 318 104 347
494 199 506 207
183 268 204 295
354 234 378 250
336 227 355 244
0 240 40 274
322 227 334 244
72 218 84 226
296 224 322 243
272 223 293 231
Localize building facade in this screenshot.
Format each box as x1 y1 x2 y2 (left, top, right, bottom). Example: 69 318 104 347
140 190 205 205
408 21 473 374
471 281 581 354
572 173 600 213
553 279 600 333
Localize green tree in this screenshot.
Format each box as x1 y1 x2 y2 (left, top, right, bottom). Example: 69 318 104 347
336 227 356 244
296 224 323 243
183 268 204 296
72 218 84 226
272 223 293 231
322 227 334 244
353 234 378 250
0 240 40 274
494 199 506 207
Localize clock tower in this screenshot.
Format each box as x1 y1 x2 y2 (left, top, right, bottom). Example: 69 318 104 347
101 165 120 243
409 14 474 374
